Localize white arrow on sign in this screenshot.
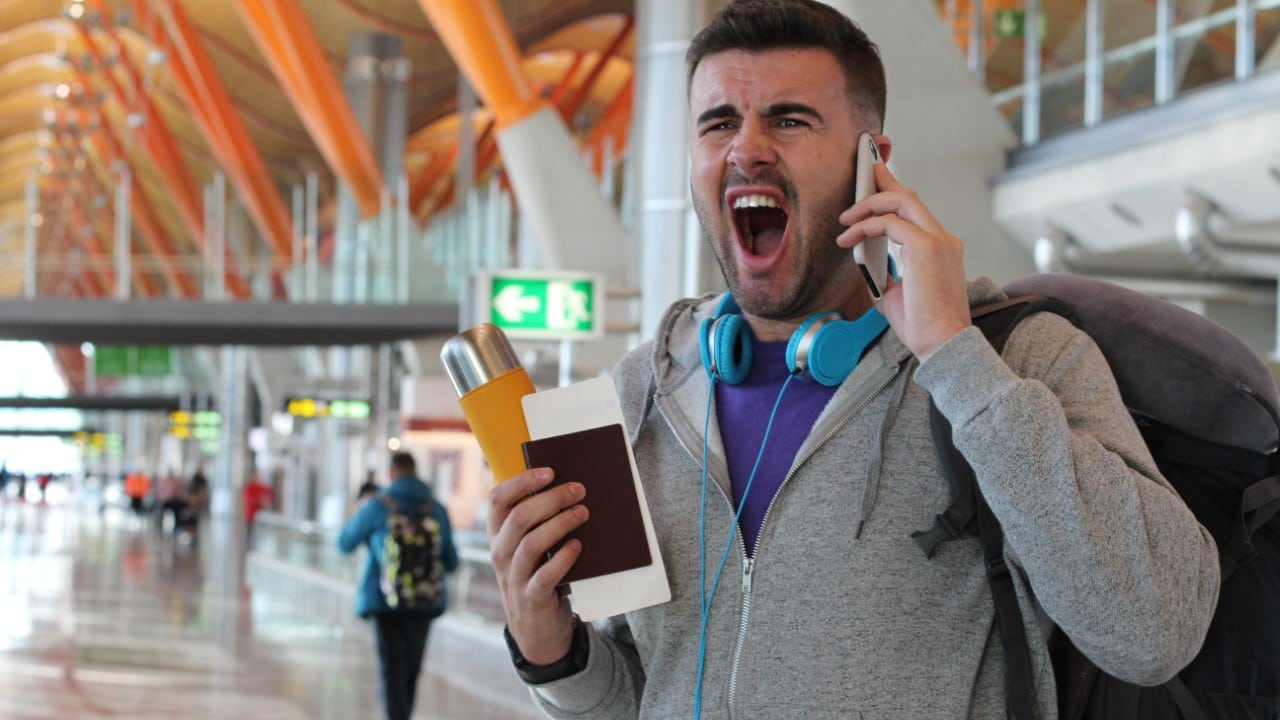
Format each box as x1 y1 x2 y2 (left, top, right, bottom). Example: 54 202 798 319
494 284 542 323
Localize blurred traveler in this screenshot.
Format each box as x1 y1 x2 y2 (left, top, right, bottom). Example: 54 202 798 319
338 452 459 720
123 472 150 516
242 472 276 542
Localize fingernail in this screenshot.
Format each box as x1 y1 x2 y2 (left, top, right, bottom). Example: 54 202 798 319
569 482 585 498
534 467 553 480
574 506 588 520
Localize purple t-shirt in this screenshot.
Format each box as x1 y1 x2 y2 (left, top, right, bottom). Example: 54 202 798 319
714 338 839 556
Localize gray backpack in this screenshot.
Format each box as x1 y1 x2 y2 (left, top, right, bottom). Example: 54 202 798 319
918 273 1280 720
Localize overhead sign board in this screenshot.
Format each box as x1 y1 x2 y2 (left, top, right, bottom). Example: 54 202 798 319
475 270 604 340
284 397 372 420
94 345 171 378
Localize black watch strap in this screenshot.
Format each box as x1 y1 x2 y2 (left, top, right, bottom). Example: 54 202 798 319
504 616 589 685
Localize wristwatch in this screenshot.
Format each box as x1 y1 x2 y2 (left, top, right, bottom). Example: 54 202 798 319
504 615 589 684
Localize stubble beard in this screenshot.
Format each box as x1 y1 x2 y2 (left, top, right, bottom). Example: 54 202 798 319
694 177 855 322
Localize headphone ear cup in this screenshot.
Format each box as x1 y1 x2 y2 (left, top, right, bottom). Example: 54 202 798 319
787 309 890 386
787 312 843 385
701 314 752 385
805 321 864 386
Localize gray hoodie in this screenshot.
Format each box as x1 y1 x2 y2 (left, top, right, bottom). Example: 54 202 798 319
529 278 1219 719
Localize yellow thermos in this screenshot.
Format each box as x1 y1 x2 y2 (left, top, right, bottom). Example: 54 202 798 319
440 324 535 483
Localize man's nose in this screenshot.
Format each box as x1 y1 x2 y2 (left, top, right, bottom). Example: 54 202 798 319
727 118 776 175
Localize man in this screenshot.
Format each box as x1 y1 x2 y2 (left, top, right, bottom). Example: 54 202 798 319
338 452 459 720
487 1 1220 717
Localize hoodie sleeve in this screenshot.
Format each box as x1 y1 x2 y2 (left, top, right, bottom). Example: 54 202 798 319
337 500 380 554
434 503 460 573
913 315 1219 686
530 615 644 717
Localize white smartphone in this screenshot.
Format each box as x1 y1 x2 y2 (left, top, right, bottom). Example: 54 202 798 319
852 132 888 300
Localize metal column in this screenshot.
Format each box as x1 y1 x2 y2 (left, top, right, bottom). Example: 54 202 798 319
634 0 702 339
24 171 37 299
1022 0 1042 144
1155 0 1175 104
1236 0 1256 81
1084 0 1104 127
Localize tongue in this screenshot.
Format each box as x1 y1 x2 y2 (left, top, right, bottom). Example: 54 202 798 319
752 227 784 256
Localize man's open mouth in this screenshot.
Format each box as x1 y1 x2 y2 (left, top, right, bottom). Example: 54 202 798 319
731 194 790 258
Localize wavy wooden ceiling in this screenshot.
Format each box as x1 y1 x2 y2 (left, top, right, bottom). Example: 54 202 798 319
2 0 1271 304
0 0 633 300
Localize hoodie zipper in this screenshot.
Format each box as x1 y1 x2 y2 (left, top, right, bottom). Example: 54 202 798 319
723 366 901 716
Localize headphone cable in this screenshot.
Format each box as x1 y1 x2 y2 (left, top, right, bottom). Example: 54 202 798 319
694 373 795 718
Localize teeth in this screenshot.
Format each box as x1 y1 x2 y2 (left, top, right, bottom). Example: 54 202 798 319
732 194 780 210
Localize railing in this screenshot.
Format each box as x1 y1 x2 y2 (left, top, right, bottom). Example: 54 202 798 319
950 0 1280 146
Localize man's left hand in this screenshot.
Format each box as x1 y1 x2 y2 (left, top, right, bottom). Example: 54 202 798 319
837 163 971 362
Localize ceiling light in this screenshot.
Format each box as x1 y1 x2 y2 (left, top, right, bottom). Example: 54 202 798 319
54 83 71 99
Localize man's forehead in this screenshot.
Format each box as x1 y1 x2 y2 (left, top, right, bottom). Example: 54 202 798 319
689 48 847 110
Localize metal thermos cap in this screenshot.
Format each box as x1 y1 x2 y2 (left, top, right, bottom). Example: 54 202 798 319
440 323 523 397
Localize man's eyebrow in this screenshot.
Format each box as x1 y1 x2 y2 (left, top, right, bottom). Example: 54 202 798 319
764 102 823 122
695 102 825 126
695 104 739 126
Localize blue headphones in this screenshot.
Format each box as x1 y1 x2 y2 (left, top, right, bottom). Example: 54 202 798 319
699 294 889 387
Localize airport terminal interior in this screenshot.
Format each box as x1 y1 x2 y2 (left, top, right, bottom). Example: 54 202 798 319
1 0 1278 717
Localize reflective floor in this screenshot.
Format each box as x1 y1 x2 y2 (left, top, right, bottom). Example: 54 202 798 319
0 498 542 720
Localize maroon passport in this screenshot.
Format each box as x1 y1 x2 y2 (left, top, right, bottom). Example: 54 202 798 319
522 423 652 583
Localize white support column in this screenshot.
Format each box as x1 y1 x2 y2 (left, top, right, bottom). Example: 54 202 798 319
24 171 37 299
967 0 985 75
1236 0 1256 81
291 182 304 300
213 346 248 520
305 171 319 302
1084 0 1105 127
1155 0 1175 104
114 168 131 300
1022 0 1042 145
634 0 700 339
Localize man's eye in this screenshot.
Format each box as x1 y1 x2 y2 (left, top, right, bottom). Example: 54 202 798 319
777 118 807 128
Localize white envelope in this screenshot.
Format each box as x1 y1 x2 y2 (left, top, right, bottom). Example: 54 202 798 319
522 376 672 621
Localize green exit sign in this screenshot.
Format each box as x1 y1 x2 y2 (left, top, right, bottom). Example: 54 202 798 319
993 9 1046 40
476 270 604 340
94 345 171 378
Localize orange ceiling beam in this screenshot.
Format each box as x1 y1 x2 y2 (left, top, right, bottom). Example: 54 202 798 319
560 15 633 123
233 0 385 220
52 344 87 394
63 144 166 300
66 58 195 298
46 137 120 297
145 0 295 265
584 73 634 178
86 0 205 252
416 0 546 130
73 166 167 298
62 53 200 300
408 143 459 216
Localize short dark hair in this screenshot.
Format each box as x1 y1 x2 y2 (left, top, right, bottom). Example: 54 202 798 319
686 0 887 128
390 452 416 476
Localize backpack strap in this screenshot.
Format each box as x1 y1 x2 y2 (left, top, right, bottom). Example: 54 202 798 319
379 494 399 514
1165 675 1212 720
920 294 1070 720
913 295 1068 557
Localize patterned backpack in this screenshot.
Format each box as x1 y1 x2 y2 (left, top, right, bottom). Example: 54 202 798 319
379 496 445 609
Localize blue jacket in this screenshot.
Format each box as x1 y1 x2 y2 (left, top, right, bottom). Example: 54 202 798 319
337 475 459 618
